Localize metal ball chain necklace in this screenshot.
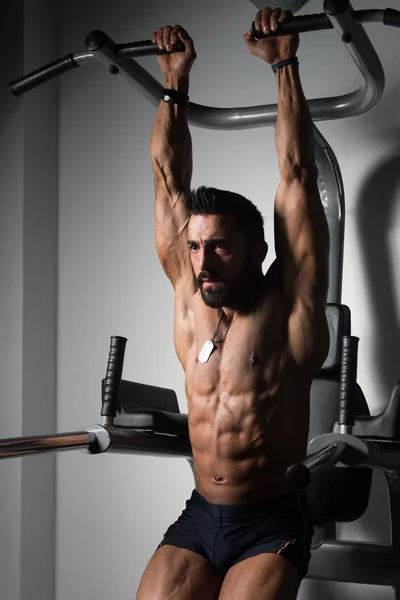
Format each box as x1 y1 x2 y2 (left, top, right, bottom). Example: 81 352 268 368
198 309 233 363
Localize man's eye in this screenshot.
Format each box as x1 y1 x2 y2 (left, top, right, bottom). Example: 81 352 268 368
216 244 228 251
189 244 199 251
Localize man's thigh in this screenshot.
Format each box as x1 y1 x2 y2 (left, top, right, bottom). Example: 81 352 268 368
135 544 224 600
218 553 301 600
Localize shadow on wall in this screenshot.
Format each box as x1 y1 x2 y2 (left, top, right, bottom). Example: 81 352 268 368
356 142 400 408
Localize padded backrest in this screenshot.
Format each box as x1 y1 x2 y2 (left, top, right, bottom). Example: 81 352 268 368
307 303 372 524
116 380 180 413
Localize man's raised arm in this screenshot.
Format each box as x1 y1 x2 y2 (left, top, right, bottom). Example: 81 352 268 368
150 25 197 289
244 7 330 367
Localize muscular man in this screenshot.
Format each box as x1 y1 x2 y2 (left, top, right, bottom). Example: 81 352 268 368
137 7 330 600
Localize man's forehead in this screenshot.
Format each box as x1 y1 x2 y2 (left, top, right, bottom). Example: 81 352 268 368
188 213 238 237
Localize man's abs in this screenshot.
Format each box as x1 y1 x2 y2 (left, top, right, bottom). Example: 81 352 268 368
187 385 310 505
183 305 313 505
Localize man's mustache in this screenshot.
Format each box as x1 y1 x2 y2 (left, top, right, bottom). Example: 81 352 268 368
197 271 223 285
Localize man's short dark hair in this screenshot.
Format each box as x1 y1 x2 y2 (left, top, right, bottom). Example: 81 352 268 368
185 186 265 243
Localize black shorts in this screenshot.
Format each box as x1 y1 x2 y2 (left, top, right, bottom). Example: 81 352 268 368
158 489 314 580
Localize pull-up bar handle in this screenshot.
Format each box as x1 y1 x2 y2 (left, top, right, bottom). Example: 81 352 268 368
251 7 400 39
9 33 185 97
252 13 333 38
84 29 185 57
9 54 80 97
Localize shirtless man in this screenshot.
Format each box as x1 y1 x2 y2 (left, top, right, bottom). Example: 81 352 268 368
136 6 330 600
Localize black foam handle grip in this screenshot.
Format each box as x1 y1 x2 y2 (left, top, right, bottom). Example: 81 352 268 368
339 336 359 427
285 442 348 490
251 13 332 39
383 8 400 27
9 55 79 97
117 39 186 58
85 29 185 58
101 336 127 417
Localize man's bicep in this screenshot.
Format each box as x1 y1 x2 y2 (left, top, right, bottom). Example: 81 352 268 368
288 302 330 370
274 177 329 306
154 186 193 287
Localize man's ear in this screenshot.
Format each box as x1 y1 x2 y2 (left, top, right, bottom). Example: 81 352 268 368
252 241 268 265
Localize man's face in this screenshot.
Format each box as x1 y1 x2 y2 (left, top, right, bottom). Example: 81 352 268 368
187 214 259 308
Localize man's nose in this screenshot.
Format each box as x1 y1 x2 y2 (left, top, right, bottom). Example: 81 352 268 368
198 247 214 272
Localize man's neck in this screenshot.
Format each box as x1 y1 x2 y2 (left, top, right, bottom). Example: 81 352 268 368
222 273 266 317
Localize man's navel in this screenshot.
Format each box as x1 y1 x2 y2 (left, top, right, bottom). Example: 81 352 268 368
213 475 226 484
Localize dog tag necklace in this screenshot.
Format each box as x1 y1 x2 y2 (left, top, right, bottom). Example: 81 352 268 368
198 310 232 364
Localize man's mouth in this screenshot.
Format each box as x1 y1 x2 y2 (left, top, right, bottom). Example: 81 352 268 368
202 279 221 286
199 277 223 287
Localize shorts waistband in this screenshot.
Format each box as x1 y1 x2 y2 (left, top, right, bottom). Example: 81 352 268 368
190 489 304 519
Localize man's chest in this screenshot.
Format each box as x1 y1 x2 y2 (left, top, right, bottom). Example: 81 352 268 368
186 301 291 395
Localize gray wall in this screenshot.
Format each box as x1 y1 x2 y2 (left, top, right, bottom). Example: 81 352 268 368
0 1 58 599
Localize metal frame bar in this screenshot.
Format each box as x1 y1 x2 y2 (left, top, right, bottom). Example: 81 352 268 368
0 425 192 460
86 3 384 129
0 431 96 458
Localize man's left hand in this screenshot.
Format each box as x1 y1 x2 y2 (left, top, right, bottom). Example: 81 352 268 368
243 7 299 66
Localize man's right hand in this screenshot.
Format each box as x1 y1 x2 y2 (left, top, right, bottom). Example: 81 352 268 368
152 25 196 81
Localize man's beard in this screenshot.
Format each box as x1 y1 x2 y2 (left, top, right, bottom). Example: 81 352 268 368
199 278 227 308
198 260 257 309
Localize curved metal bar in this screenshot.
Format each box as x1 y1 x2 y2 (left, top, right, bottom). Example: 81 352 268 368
10 6 388 118
94 50 382 131
356 9 385 24
90 1 385 130
313 126 345 304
